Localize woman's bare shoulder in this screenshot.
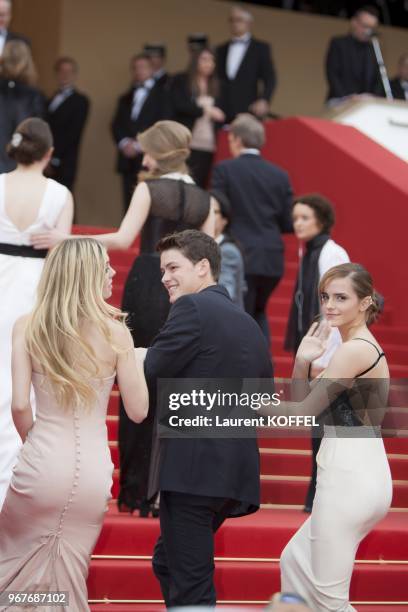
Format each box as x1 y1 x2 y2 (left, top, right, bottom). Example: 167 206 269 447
106 318 133 349
323 340 378 378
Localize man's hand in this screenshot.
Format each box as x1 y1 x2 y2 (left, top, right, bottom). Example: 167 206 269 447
30 228 68 249
249 98 270 119
134 347 148 361
120 139 142 159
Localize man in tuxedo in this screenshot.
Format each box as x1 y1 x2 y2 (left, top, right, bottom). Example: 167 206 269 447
0 0 30 56
211 114 293 343
144 229 272 608
390 53 408 101
47 57 90 191
144 43 169 87
216 4 276 123
325 5 383 104
112 53 165 211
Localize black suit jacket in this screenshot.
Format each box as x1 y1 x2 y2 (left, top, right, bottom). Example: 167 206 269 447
111 81 165 174
390 78 407 101
145 285 272 516
211 154 293 277
325 34 383 100
47 89 90 189
216 38 276 123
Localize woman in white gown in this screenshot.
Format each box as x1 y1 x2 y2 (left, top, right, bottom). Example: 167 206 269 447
280 263 392 611
0 118 73 509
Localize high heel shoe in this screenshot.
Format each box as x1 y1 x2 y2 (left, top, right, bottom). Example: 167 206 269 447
151 504 159 518
139 499 160 518
139 500 151 518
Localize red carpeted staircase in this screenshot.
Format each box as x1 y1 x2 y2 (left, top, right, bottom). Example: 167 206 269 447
76 227 408 611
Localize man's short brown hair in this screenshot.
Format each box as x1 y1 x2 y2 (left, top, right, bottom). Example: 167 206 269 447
156 230 221 281
230 113 265 149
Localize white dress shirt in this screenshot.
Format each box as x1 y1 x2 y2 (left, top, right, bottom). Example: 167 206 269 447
400 80 408 101
226 33 251 80
131 78 155 121
240 148 260 156
0 30 7 56
48 87 74 113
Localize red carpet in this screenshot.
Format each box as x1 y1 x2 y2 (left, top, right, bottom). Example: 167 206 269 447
75 226 408 610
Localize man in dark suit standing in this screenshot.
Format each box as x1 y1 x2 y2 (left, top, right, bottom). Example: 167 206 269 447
112 53 165 211
47 57 90 191
325 5 383 105
216 4 276 123
143 229 272 608
390 53 408 101
0 0 30 55
211 114 293 344
143 43 169 87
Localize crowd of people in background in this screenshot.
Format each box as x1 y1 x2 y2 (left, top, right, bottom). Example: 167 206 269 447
1 1 407 201
253 0 408 27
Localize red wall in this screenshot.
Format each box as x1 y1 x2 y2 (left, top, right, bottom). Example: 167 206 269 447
215 118 408 329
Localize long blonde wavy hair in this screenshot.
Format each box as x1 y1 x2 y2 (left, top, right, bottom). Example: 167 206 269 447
25 238 127 409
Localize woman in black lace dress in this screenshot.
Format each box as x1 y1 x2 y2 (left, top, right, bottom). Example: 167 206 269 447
32 120 215 515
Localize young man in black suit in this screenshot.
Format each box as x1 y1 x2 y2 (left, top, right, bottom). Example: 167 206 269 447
325 5 383 104
0 0 30 56
47 57 90 191
143 230 272 608
216 4 276 123
111 53 165 211
390 53 408 101
211 113 293 344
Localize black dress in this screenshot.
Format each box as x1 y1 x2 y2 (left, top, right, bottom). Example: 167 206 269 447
118 177 210 512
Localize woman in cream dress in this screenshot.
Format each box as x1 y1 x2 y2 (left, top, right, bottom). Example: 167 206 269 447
280 263 392 611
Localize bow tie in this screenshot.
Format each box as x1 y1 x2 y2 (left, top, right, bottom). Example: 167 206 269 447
133 78 154 91
231 38 248 45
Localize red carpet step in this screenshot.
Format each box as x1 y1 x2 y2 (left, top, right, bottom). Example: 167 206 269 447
109 472 408 509
94 508 408 562
90 606 406 612
87 558 407 602
92 607 407 612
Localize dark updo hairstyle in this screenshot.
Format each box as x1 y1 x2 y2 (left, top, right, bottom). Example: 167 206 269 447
293 193 335 234
210 189 232 226
6 118 53 166
319 263 383 326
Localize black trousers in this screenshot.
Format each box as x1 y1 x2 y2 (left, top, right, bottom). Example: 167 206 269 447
244 274 281 344
152 491 238 608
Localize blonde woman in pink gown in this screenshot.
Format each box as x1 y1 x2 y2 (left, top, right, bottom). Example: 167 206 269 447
0 238 148 611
